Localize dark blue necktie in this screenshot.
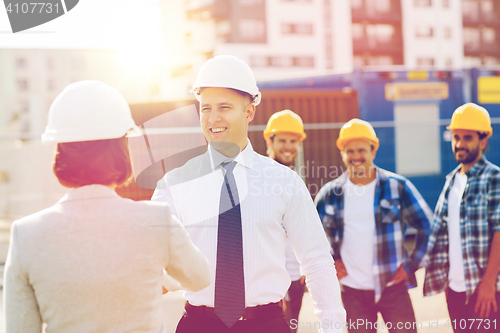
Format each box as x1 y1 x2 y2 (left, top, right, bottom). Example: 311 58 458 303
214 161 245 328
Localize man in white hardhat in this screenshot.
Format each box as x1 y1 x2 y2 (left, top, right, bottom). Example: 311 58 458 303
152 55 345 333
264 109 308 332
424 103 500 332
3 81 210 332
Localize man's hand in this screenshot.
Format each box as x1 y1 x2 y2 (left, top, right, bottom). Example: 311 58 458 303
335 259 348 280
474 231 500 318
388 265 408 286
474 280 497 318
299 275 306 285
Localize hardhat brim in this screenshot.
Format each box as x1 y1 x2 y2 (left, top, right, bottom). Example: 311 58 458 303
41 121 142 143
446 124 492 138
337 137 380 151
190 86 261 106
263 129 306 142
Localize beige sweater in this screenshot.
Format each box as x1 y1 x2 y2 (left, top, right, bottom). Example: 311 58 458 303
3 185 210 333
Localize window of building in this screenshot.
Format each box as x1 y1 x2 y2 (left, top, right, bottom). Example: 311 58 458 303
351 0 363 9
377 55 393 65
464 56 482 66
442 0 450 8
463 27 480 49
445 58 453 66
367 24 394 43
366 55 393 66
416 57 435 66
250 56 269 67
352 23 364 40
414 0 432 6
462 0 479 20
482 27 496 44
217 20 231 35
481 0 494 13
239 19 266 40
239 0 264 5
282 23 313 35
16 57 26 69
353 55 364 67
443 27 452 38
415 26 434 38
374 0 391 13
293 56 314 67
282 0 312 2
482 56 500 65
17 79 29 91
270 56 294 67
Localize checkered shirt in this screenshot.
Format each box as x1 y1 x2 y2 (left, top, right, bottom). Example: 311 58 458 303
315 167 432 302
423 156 500 302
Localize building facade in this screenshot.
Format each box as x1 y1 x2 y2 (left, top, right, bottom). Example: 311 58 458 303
164 0 499 82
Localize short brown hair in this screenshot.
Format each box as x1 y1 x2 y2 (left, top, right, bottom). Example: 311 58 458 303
53 137 133 188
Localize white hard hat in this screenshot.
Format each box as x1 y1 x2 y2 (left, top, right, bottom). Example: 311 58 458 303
190 55 261 106
42 81 142 143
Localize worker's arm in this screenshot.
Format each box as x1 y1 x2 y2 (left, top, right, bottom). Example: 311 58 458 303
152 177 211 293
285 173 346 333
474 231 500 318
399 179 432 276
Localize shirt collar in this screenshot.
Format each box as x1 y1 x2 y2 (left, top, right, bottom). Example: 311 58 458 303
337 165 380 188
445 155 488 181
57 184 119 204
207 139 256 171
465 155 487 178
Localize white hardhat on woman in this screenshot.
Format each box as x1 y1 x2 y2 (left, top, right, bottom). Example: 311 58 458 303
42 80 141 143
5 81 211 333
190 55 261 106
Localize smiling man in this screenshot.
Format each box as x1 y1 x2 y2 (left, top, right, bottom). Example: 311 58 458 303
263 110 307 332
315 118 432 333
152 55 345 333
424 103 500 333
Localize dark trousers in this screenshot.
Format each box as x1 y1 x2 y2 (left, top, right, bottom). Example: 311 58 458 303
446 287 500 333
341 282 417 333
175 305 291 333
284 279 306 333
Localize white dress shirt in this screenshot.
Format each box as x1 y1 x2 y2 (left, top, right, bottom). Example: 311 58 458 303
152 140 345 332
285 240 302 281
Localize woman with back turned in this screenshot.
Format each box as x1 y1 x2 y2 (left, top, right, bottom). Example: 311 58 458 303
3 81 210 333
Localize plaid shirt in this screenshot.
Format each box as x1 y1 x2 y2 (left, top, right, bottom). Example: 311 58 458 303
423 156 500 302
315 167 432 302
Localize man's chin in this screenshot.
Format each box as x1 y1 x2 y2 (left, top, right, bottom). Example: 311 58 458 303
350 167 367 176
275 157 294 167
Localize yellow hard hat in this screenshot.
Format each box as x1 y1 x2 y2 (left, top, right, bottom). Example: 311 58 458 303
336 118 379 151
447 103 492 138
263 109 307 141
